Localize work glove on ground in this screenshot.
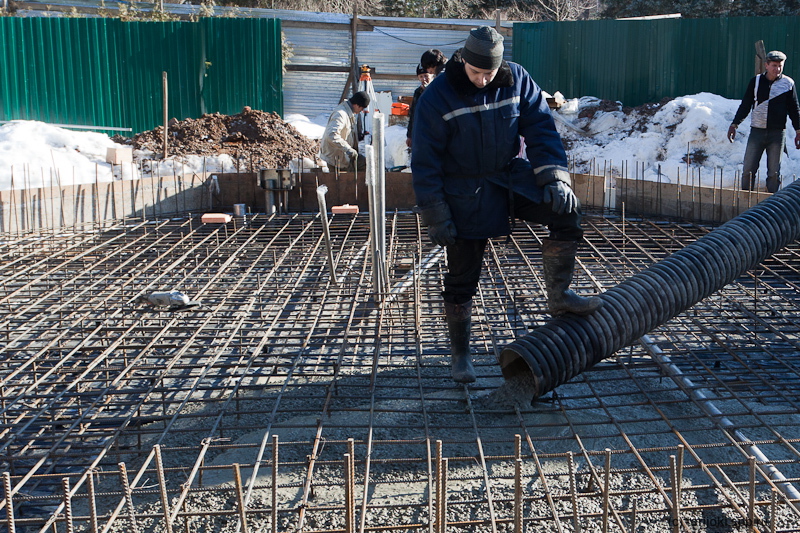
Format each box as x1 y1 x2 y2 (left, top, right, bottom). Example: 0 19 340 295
543 180 578 215
415 201 457 247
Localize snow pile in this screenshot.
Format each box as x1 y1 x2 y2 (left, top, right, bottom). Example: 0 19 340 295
0 120 240 190
555 92 800 189
0 121 123 188
2 92 799 191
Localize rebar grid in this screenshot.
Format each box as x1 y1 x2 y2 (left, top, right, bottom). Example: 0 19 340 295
1 211 800 532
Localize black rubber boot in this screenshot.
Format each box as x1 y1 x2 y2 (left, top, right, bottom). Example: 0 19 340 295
541 239 603 317
444 300 476 383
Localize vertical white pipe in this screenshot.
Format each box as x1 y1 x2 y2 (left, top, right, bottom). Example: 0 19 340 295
365 145 381 300
372 112 387 292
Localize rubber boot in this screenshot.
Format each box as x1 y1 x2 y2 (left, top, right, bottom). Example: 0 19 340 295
541 239 603 317
444 300 477 383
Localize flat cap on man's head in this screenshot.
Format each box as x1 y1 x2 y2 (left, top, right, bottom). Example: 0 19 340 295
461 26 504 70
766 50 787 62
349 91 370 108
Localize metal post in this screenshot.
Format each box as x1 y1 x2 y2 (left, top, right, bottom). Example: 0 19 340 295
155 445 173 533
316 185 338 285
344 453 354 533
513 458 522 533
162 72 169 159
272 436 279 533
119 462 138 531
602 449 611 533
749 456 756 531
62 477 75 533
365 145 382 300
233 464 249 533
669 455 679 533
372 112 387 293
3 472 16 533
568 451 581 533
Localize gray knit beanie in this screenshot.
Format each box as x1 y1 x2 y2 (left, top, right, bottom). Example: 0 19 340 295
461 26 504 70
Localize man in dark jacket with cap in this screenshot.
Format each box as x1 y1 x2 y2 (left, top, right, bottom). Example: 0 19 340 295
411 26 602 384
727 50 800 193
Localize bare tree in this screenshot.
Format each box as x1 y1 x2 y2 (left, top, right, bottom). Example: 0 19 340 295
529 0 598 20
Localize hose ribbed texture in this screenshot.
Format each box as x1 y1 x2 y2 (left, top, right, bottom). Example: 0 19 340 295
500 180 800 400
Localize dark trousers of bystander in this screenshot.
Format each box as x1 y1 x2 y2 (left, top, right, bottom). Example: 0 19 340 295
741 127 785 193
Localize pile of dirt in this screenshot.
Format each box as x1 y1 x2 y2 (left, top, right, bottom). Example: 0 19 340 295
115 107 321 169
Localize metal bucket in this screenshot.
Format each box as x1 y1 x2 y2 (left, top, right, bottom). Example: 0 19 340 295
233 204 247 217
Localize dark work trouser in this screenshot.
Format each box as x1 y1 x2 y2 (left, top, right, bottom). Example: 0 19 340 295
741 127 785 193
442 192 584 304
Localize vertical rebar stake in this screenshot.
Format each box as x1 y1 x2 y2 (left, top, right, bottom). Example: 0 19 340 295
440 458 448 533
670 455 679 533
119 462 138 531
602 449 611 533
88 469 99 533
513 434 522 533
770 488 777 533
233 464 249 533
514 458 523 533
155 445 174 533
568 452 581 533
748 456 756 531
630 498 637 533
436 441 444 533
62 477 75 533
675 445 684 529
3 472 16 533
344 453 355 533
272 435 279 533
347 437 356 532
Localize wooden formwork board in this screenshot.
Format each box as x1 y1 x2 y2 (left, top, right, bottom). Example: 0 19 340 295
290 171 415 212
613 176 771 222
0 170 779 234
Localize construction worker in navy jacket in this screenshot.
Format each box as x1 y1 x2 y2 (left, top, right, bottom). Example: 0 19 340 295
411 26 602 384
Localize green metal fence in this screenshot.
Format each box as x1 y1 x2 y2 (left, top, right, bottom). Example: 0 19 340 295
0 17 283 136
514 16 800 107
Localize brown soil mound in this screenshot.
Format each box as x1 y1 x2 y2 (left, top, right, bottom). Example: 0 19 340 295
115 107 320 169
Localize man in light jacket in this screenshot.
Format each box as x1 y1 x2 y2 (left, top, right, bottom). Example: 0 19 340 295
412 26 602 384
321 91 370 172
728 50 800 193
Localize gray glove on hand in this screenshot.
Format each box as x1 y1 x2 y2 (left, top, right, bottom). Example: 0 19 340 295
428 220 457 247
415 201 457 247
543 180 578 215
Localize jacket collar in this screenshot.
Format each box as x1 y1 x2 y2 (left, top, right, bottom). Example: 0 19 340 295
445 57 513 97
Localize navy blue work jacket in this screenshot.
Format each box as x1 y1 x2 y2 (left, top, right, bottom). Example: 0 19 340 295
411 60 569 239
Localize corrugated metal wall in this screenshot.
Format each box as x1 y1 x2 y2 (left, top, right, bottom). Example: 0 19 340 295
514 16 800 107
0 17 282 135
282 20 512 117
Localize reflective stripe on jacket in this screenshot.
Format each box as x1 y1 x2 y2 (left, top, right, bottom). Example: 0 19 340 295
411 60 569 239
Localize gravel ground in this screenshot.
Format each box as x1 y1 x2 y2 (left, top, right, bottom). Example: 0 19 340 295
80 359 797 533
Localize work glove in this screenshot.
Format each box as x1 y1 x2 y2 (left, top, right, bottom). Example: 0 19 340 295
727 124 737 143
415 201 457 247
543 180 578 215
428 220 457 247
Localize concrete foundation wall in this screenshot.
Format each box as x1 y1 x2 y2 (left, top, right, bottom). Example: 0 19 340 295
0 173 211 233
0 171 774 234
